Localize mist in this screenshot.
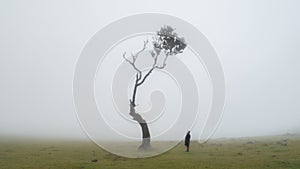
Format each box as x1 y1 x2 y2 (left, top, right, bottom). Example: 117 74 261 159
0 0 299 141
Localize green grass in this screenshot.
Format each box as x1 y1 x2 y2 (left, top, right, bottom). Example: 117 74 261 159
0 135 299 169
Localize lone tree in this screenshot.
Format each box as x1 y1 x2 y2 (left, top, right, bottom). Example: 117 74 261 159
122 25 187 150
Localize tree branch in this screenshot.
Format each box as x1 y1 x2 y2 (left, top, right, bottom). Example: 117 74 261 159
137 67 155 86
130 73 140 106
122 40 149 79
123 39 173 106
155 54 169 69
122 52 142 76
134 40 148 58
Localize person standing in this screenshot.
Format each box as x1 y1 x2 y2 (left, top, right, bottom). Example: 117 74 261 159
185 131 191 152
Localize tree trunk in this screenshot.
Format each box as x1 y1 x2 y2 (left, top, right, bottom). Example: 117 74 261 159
138 122 151 150
129 101 151 150
128 72 154 150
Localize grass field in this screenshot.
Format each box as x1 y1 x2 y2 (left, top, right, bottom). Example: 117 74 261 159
0 135 299 169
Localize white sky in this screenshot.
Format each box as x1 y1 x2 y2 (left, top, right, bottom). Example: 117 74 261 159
0 0 299 140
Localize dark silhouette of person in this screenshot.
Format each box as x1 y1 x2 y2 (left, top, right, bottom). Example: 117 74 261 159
185 131 191 152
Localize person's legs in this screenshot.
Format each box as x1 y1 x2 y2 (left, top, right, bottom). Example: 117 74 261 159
186 144 189 152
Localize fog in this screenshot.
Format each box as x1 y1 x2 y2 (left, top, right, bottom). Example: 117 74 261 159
0 0 299 140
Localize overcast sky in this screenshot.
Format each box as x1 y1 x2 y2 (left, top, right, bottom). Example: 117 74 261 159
0 0 299 140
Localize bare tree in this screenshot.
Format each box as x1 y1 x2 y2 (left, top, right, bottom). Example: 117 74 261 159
122 25 187 150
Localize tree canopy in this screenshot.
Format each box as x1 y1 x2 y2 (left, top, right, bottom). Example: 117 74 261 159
153 25 187 56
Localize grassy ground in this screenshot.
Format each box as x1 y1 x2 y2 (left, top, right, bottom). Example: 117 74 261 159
0 135 299 169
